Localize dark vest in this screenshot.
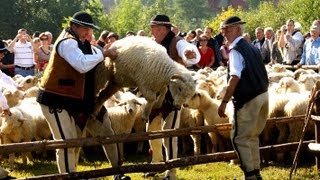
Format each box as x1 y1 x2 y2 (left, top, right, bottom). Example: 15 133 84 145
37 28 96 114
229 38 268 109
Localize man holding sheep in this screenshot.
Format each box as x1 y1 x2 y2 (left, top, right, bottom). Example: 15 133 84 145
36 11 130 180
218 16 269 180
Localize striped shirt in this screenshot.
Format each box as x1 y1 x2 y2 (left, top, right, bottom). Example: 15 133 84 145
13 41 34 67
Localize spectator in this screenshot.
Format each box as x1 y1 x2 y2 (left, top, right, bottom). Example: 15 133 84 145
261 27 274 64
252 27 265 51
106 32 119 49
32 31 41 39
270 30 284 64
8 28 35 77
202 26 223 68
96 30 109 49
1 40 15 77
126 31 136 37
196 34 215 69
279 19 304 65
185 30 197 45
297 25 320 67
137 30 145 36
220 39 230 66
44 31 53 50
34 33 51 72
218 16 268 180
36 11 130 180
242 33 252 43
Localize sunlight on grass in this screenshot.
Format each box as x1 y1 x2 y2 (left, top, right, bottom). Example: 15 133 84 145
2 156 319 179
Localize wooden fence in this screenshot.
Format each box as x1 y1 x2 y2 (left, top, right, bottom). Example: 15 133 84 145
0 115 313 179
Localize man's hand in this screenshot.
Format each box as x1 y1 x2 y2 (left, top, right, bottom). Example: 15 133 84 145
103 48 118 59
296 63 302 68
184 50 196 59
218 102 227 118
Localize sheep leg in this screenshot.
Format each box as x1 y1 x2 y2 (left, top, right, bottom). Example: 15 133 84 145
142 99 156 122
94 82 121 115
191 134 201 156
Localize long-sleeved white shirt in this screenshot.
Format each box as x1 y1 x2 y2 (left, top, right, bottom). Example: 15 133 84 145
57 39 104 73
0 71 19 109
176 39 201 67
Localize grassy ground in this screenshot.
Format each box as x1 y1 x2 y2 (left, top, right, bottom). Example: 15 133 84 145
3 150 319 180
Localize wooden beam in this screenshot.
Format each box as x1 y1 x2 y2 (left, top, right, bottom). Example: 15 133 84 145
24 140 314 179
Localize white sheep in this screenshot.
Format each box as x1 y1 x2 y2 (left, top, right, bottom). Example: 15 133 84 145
297 73 320 92
94 36 196 122
275 77 301 94
1 98 51 167
103 97 143 160
180 107 204 155
18 75 38 91
183 89 232 153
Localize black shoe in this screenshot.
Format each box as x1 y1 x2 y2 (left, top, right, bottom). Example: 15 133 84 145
114 174 131 180
254 169 262 180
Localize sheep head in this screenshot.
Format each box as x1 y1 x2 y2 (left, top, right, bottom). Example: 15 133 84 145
169 73 196 109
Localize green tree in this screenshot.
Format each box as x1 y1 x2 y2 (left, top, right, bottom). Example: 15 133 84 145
172 0 211 32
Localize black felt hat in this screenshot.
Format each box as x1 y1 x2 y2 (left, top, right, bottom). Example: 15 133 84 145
70 11 99 30
0 40 7 53
149 14 173 27
221 16 246 28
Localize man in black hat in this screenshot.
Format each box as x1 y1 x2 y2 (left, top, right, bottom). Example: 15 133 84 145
37 11 130 180
146 14 200 179
218 16 268 180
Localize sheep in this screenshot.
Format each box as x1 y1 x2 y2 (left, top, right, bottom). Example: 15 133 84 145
103 97 143 160
179 107 204 156
3 89 25 107
0 98 51 167
183 89 233 153
18 75 38 91
94 36 196 123
275 77 301 94
297 73 320 92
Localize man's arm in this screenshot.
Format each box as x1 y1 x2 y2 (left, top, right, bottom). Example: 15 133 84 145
218 75 239 118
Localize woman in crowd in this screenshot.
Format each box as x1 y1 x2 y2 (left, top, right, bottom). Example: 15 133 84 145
34 32 51 72
196 34 215 69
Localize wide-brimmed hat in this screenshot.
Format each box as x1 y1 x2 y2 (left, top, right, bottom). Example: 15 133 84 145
221 16 246 28
149 14 173 27
0 40 7 53
70 11 99 30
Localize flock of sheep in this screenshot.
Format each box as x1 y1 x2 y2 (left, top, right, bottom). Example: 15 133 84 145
0 36 319 176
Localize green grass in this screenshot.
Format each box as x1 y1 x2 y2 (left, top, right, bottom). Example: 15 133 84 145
3 152 319 180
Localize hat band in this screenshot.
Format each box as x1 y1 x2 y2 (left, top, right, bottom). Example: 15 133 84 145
0 47 6 51
150 20 172 25
71 18 96 27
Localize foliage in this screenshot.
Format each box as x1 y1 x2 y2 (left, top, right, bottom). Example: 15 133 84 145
207 0 320 38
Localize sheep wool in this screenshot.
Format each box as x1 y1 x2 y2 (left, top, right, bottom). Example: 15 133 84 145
96 36 196 122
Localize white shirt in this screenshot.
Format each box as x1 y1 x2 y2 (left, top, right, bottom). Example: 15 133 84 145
13 41 34 67
0 70 19 109
229 36 245 78
176 39 201 66
58 38 104 73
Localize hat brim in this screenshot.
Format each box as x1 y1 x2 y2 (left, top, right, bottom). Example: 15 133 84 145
0 47 7 53
149 21 173 27
71 19 100 30
221 21 246 28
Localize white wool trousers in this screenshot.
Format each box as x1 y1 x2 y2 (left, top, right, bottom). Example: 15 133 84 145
40 104 119 173
231 92 269 173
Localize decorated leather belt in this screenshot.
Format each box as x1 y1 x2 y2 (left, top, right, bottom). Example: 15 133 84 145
15 65 35 70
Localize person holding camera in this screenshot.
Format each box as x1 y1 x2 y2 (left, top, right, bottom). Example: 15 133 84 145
8 28 36 77
279 19 304 65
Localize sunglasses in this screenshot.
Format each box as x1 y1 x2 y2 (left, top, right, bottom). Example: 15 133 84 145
199 39 208 42
40 38 48 41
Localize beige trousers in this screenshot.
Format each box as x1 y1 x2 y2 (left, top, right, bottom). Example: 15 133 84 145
231 92 269 173
40 104 119 173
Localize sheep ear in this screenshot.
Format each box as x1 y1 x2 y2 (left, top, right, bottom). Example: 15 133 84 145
170 74 185 83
